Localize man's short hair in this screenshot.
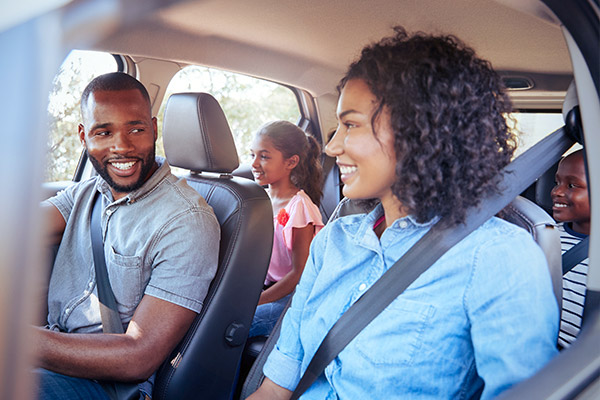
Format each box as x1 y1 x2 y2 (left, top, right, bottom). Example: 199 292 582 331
80 72 151 115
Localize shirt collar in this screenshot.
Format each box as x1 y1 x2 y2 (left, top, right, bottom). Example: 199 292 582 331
96 157 171 204
340 203 438 249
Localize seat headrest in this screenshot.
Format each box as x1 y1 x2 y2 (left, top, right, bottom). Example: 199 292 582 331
163 92 239 173
562 81 584 145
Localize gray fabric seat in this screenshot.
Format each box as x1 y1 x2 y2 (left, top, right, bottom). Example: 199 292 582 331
153 92 273 400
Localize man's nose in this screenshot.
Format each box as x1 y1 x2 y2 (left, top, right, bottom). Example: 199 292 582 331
111 132 135 153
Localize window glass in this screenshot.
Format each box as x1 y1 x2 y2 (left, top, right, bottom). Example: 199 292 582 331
46 50 117 182
158 66 301 164
511 112 564 156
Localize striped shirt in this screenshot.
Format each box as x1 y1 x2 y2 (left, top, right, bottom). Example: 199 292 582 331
558 222 589 348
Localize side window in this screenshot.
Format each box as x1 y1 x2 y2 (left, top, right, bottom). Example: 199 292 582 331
157 66 301 164
46 50 118 182
511 112 565 156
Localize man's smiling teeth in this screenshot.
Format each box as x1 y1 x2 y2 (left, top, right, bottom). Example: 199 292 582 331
339 165 357 175
554 203 568 208
111 161 136 170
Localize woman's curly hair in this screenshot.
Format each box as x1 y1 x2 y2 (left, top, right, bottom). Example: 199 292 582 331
339 27 517 225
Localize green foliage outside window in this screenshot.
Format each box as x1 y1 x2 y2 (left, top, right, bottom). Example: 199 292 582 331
46 52 300 182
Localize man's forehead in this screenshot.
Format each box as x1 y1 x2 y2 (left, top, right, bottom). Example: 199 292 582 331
82 89 151 119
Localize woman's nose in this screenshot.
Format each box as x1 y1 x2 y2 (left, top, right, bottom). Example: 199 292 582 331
325 128 343 157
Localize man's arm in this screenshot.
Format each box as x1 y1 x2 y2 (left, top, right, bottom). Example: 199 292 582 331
34 294 196 382
41 202 66 247
247 378 292 400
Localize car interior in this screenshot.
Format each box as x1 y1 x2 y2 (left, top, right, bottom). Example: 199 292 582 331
1 0 598 399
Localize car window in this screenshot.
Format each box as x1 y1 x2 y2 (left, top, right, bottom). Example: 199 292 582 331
157 66 301 164
511 112 565 156
46 50 118 182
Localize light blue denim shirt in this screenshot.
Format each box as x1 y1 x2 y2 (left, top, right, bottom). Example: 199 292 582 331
264 204 558 399
44 158 220 333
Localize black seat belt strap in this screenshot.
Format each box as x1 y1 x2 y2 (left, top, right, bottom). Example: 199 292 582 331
90 192 141 400
562 236 590 275
290 127 574 399
90 191 124 334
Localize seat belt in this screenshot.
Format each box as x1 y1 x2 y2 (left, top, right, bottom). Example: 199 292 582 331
290 127 574 399
562 236 590 275
90 192 141 400
90 192 125 334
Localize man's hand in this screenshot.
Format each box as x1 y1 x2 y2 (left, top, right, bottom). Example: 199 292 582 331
34 295 196 382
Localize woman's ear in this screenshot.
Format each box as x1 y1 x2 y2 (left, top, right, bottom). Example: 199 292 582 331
286 155 300 170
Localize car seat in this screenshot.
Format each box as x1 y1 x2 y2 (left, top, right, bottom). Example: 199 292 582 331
153 92 273 399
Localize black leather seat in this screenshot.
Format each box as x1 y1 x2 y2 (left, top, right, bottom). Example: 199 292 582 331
153 92 273 399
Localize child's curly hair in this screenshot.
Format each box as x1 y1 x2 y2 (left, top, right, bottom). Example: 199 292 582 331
339 27 517 225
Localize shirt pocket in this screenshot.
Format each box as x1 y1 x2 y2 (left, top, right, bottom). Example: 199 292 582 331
106 246 143 313
353 298 435 366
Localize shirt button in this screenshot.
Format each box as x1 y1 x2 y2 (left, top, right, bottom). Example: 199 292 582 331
399 220 408 229
358 283 367 291
65 307 70 313
106 209 113 216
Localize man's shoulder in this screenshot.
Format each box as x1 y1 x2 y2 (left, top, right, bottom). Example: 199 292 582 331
144 174 218 228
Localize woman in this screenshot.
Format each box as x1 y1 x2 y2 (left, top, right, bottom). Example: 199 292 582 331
249 27 558 400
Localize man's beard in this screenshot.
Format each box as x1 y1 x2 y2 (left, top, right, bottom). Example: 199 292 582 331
87 149 156 195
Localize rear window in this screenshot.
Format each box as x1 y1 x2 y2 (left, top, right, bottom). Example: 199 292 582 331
511 112 564 156
157 66 301 164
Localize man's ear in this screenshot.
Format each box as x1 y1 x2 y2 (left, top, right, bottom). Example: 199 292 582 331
152 117 158 141
78 124 86 148
286 154 300 170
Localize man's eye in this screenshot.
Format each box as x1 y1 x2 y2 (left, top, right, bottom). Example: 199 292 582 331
568 183 577 189
95 131 110 136
261 155 270 160
130 128 144 134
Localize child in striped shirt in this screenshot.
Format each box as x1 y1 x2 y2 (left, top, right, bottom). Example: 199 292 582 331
551 149 590 348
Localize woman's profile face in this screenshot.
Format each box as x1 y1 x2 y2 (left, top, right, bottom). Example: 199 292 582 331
326 79 397 204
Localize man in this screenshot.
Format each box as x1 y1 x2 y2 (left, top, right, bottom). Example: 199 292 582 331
35 72 220 399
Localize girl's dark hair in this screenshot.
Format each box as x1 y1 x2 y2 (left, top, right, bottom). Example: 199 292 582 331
339 27 517 225
257 120 323 206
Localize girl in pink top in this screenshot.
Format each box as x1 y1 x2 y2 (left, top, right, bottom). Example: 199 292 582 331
249 120 324 337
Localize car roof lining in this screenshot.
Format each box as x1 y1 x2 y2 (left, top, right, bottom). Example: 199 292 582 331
84 0 572 107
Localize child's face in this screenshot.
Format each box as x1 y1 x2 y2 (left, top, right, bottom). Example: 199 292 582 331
249 135 295 187
551 152 590 234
